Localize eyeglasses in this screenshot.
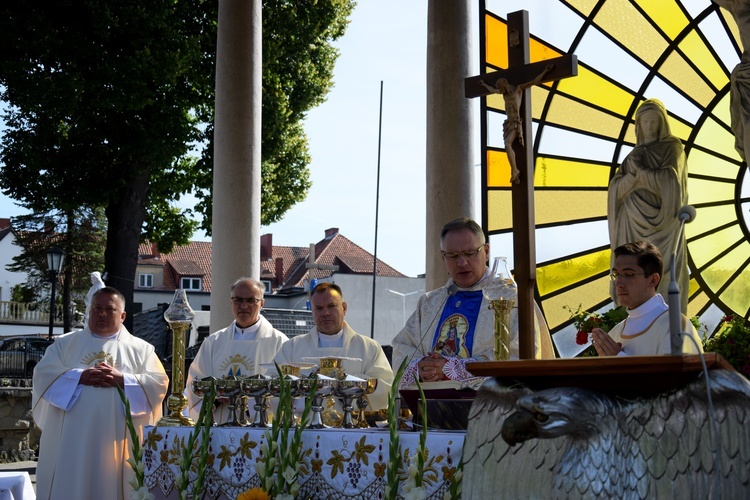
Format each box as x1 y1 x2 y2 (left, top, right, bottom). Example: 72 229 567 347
231 297 263 305
610 271 652 281
441 245 485 261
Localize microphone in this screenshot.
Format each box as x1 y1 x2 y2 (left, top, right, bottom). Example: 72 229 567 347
404 283 458 368
669 205 696 355
678 205 696 223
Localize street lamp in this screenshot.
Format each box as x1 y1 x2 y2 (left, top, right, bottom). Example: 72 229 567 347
46 247 66 341
386 289 423 326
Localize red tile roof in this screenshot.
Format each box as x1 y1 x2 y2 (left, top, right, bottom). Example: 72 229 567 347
138 229 406 293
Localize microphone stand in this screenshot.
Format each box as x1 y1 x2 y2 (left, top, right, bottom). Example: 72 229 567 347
669 207 695 355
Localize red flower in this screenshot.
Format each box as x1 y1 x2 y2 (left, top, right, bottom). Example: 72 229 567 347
576 330 589 345
723 315 734 323
727 338 735 345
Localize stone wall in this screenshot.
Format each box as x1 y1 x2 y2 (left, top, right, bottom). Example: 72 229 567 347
0 379 36 462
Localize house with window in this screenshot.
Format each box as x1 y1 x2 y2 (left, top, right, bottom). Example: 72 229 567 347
134 228 424 346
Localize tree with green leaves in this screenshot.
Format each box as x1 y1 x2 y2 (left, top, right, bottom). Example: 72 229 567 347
7 210 106 332
0 0 355 330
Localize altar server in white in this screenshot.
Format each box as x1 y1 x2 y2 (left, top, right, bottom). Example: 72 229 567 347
274 282 394 411
32 287 169 500
591 240 703 355
187 277 288 424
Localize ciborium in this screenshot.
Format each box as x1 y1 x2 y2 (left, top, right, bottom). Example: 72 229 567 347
483 257 517 361
356 378 378 428
241 374 271 427
216 376 243 427
298 374 337 429
335 375 368 429
158 289 195 426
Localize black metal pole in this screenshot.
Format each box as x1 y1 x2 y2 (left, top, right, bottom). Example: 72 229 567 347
48 272 56 341
370 80 384 339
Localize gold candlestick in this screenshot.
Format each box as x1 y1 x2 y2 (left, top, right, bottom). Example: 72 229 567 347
158 289 195 426
488 298 515 360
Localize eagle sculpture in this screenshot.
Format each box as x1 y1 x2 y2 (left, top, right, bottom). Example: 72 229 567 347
462 369 750 498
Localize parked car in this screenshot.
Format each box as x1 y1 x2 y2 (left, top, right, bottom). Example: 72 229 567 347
0 336 54 377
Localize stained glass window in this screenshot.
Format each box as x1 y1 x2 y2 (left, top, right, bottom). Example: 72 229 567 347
480 0 748 357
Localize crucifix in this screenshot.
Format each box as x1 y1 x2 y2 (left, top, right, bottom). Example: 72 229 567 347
465 10 577 359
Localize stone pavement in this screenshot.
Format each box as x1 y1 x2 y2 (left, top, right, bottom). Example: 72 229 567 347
0 460 36 492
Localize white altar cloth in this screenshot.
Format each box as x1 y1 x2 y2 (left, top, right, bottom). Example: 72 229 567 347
143 425 465 499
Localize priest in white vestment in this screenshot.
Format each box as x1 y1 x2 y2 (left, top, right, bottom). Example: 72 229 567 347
32 286 169 500
392 218 555 388
187 277 288 424
274 282 394 411
591 240 703 356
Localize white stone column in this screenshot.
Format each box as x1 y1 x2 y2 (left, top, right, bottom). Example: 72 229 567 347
425 0 474 291
210 0 262 332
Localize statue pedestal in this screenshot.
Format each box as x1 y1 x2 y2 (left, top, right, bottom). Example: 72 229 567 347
463 355 750 498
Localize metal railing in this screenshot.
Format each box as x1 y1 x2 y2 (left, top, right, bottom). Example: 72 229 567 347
0 301 72 325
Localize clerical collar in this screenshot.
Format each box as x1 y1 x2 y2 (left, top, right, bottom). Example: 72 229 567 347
234 321 261 340
92 329 120 340
318 328 344 348
623 294 668 334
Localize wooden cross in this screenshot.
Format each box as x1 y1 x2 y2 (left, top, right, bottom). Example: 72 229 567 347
465 10 577 359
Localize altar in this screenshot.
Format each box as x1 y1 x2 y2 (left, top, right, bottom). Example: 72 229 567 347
143 425 464 499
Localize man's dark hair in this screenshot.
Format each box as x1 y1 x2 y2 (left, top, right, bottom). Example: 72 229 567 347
93 286 126 307
440 217 486 245
614 240 663 278
311 281 343 298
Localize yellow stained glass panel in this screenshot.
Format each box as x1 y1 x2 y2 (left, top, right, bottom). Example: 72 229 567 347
530 35 563 63
659 52 716 108
688 224 744 269
713 93 732 125
686 149 740 179
542 277 610 330
544 93 625 139
566 0 598 17
686 205 739 239
557 66 634 117
686 177 736 205
486 15 507 69
668 118 693 143
487 150 512 188
680 31 729 90
717 9 742 51
635 1 689 39
595 0 667 66
694 115 742 161
536 191 608 225
686 289 709 319
535 157 611 188
700 244 750 302
487 190 513 232
537 249 610 296
720 263 750 315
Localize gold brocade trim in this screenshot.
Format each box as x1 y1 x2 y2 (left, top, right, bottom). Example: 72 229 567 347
81 351 114 366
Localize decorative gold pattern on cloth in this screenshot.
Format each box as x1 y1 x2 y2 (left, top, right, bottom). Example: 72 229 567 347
81 351 114 366
219 354 254 377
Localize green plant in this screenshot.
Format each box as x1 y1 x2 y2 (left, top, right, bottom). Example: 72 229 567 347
703 315 750 377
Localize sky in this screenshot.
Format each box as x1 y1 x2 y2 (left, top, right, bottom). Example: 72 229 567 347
257 0 479 278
